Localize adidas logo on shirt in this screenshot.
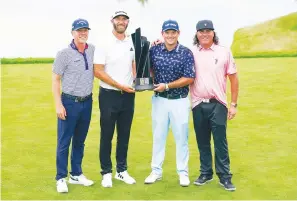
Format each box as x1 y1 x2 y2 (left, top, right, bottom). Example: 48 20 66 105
130 47 134 51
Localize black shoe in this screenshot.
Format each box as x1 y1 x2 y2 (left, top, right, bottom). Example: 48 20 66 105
219 178 236 191
193 174 213 185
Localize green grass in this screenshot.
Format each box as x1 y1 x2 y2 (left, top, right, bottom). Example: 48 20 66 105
1 57 297 200
1 57 54 64
231 12 297 58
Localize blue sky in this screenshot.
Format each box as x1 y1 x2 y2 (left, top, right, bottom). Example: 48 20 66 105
1 0 296 58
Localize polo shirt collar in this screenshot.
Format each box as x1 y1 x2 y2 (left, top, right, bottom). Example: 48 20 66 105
70 39 89 51
161 42 180 52
112 32 130 42
69 39 89 70
198 43 216 51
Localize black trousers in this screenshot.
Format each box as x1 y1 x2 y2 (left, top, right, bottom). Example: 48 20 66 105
99 87 135 175
192 100 232 179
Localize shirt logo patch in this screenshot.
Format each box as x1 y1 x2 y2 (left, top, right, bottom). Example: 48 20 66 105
130 47 134 51
214 58 218 64
74 59 80 62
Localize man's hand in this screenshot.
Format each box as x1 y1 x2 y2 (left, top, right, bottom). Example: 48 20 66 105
151 39 163 47
56 103 67 120
153 83 166 92
228 105 237 120
121 85 135 93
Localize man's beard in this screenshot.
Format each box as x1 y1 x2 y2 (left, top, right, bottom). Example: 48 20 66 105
113 23 128 34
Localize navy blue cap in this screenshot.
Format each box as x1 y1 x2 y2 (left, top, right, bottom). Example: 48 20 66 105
72 18 91 31
196 20 214 31
162 20 179 32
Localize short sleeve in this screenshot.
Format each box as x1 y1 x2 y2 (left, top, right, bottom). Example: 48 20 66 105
52 51 67 75
226 50 237 75
94 46 106 65
182 50 196 78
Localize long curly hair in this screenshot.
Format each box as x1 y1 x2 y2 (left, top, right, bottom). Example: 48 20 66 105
193 31 219 46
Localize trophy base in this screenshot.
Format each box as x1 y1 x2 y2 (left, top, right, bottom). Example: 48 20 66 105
134 78 154 91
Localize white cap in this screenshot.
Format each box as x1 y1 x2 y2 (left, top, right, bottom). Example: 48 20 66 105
112 10 129 19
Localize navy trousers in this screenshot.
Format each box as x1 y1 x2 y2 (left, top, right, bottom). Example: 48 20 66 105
99 87 135 175
192 100 232 179
55 95 92 180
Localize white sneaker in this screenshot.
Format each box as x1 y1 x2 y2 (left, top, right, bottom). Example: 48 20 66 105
144 172 162 184
56 178 68 193
179 174 190 187
101 173 112 188
68 174 94 186
115 171 136 184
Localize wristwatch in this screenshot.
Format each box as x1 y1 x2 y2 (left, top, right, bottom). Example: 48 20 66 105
230 102 237 108
165 83 169 91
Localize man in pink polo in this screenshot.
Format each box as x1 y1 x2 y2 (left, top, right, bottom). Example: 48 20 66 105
190 20 239 191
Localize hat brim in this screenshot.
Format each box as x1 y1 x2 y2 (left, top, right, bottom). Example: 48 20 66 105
162 28 179 32
73 27 91 31
197 28 214 31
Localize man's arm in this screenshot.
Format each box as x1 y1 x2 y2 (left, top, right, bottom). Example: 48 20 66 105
228 73 239 120
132 61 136 79
52 73 66 120
154 77 194 92
168 77 194 88
229 73 239 104
93 64 135 93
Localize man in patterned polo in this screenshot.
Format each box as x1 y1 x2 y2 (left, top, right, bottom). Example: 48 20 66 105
144 20 195 187
52 18 94 193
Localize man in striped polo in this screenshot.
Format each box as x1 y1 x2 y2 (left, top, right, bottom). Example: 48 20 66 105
144 20 195 187
93 10 136 188
190 20 239 191
52 18 94 193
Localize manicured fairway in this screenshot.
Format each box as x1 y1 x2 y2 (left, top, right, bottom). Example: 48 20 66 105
1 57 297 199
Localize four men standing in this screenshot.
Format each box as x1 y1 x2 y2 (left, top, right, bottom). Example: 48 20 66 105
52 13 238 193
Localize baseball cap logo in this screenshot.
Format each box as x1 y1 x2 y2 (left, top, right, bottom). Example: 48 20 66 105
77 20 87 25
165 23 177 27
204 23 207 26
115 11 127 15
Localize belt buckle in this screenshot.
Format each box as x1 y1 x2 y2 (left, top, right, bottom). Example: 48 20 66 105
202 99 210 103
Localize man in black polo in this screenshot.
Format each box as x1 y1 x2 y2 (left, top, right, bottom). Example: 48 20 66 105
52 18 94 193
144 20 195 187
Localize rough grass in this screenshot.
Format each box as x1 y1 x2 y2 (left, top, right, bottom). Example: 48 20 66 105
231 12 297 58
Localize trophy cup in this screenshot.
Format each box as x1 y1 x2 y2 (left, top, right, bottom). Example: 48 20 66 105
131 28 154 91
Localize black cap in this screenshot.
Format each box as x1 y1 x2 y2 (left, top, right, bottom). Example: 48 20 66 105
196 20 214 31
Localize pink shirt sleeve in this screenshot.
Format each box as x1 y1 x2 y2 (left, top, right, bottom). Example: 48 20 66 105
226 50 237 75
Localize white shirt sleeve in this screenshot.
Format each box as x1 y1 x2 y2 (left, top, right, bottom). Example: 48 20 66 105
94 46 106 65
